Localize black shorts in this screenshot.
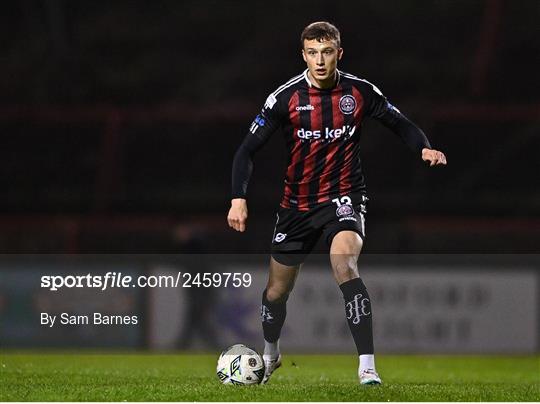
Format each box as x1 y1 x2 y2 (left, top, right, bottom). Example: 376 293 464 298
270 193 368 266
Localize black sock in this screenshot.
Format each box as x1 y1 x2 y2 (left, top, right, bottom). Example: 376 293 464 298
340 278 374 354
261 289 286 343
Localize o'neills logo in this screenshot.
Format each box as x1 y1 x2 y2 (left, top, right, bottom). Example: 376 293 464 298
295 104 315 111
297 125 356 140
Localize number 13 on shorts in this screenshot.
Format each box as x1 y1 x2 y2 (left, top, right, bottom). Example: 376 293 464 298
332 196 352 207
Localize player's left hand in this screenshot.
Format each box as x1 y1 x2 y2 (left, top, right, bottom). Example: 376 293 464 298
422 148 447 166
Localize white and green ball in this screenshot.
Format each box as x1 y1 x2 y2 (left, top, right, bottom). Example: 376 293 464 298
216 344 265 385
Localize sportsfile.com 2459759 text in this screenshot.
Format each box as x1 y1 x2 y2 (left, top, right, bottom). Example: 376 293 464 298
40 272 252 291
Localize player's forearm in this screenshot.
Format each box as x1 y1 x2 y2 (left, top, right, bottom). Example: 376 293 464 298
231 143 254 199
394 116 431 155
380 109 431 155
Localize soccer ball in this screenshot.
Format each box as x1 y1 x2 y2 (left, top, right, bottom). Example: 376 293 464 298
216 344 265 385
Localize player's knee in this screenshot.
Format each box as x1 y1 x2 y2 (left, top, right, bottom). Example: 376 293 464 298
332 260 359 282
265 286 290 304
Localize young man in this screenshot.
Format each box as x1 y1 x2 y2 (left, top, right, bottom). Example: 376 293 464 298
227 21 446 385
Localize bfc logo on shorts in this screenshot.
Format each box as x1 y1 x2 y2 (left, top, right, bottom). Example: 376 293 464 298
336 204 354 217
335 204 357 223
333 196 358 222
274 233 287 243
345 293 371 325
339 95 357 115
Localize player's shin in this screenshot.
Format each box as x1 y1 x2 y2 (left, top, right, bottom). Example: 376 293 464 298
261 289 286 358
340 278 376 368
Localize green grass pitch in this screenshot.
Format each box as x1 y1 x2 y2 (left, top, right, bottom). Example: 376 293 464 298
1 352 538 401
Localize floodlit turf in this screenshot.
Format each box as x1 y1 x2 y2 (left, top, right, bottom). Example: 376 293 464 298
1 352 538 401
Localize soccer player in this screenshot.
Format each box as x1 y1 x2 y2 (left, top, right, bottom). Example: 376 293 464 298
227 21 446 385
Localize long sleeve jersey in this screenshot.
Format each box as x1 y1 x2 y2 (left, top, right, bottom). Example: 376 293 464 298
232 69 431 211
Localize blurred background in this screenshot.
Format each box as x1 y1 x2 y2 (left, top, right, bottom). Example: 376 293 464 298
0 1 538 353
1 0 539 253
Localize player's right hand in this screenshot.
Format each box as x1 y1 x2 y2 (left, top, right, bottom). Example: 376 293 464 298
227 198 248 232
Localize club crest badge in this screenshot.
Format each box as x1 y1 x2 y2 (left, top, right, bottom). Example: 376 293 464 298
336 204 354 218
339 95 356 115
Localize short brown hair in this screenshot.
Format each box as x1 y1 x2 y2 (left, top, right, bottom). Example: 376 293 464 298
301 21 341 48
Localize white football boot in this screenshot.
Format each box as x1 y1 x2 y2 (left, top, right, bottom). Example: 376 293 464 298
359 368 382 385
262 354 282 384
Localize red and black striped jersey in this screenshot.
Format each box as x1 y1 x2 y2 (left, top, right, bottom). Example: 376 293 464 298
232 69 431 211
